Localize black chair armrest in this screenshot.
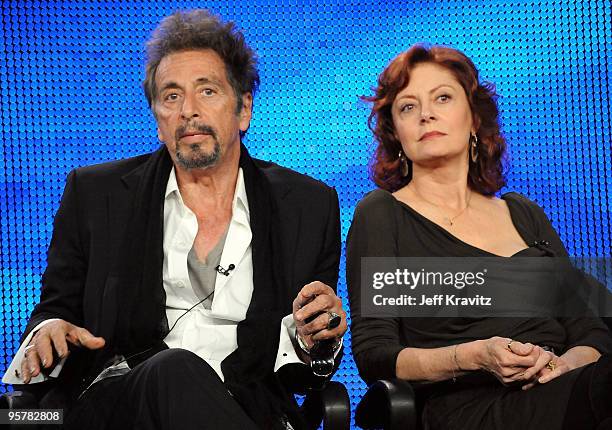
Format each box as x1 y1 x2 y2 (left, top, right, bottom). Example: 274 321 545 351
355 379 417 430
301 381 350 430
0 390 40 409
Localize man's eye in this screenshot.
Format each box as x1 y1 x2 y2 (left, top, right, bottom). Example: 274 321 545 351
164 93 180 102
202 88 215 96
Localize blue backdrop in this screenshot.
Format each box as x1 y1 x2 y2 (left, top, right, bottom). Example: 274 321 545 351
1 0 610 426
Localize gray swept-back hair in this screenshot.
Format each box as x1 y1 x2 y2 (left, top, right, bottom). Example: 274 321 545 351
143 10 259 113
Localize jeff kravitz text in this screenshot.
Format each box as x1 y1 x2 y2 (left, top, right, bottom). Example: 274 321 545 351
373 294 492 306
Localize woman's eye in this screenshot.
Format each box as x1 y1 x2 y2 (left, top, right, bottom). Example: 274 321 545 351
437 94 451 102
400 104 414 112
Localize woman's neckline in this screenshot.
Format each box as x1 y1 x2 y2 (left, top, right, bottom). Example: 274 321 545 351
384 189 531 258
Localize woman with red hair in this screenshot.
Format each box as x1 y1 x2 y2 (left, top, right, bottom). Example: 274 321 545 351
347 44 612 429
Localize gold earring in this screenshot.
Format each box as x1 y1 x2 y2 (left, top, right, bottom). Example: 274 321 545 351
470 133 479 163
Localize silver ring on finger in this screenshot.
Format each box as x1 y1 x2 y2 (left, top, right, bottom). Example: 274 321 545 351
24 344 36 354
327 311 341 330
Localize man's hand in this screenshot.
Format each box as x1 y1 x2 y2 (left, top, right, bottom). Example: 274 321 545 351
292 281 347 351
21 319 105 383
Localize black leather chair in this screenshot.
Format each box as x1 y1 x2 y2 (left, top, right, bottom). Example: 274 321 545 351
355 379 418 430
1 380 351 430
300 381 351 429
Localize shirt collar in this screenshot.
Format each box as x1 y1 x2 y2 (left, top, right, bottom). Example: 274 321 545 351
233 168 249 219
165 167 250 220
165 166 179 199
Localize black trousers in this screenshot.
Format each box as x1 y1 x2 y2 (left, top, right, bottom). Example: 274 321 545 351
63 348 259 430
562 353 612 430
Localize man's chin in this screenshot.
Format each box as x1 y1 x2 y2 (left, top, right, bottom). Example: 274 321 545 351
175 151 220 170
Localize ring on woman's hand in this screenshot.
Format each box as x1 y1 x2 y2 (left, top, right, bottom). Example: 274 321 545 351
507 340 514 352
546 360 556 371
24 344 36 353
327 311 341 330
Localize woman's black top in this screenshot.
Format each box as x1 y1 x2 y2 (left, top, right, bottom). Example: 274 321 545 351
347 188 612 385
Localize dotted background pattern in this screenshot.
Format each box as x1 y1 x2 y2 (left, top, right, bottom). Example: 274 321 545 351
1 0 610 426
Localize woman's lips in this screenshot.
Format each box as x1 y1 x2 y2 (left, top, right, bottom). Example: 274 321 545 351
419 131 446 141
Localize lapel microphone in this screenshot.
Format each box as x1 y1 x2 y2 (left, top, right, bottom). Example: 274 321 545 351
215 263 235 276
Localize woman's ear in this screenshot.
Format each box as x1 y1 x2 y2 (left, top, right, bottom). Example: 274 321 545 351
390 120 400 143
471 114 481 134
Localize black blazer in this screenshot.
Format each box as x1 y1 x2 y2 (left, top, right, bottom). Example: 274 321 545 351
22 145 341 409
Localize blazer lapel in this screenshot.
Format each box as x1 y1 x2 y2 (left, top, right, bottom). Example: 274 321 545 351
97 160 150 343
273 196 300 295
103 146 169 354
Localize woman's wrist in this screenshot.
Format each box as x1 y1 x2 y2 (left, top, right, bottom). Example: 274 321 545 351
460 340 483 371
449 342 483 381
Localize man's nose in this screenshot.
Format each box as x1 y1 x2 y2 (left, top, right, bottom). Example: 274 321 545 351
180 92 200 120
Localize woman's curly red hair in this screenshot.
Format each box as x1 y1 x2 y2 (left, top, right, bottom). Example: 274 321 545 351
363 44 507 195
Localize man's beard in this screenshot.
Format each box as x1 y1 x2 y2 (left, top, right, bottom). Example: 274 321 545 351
176 140 221 170
174 122 221 170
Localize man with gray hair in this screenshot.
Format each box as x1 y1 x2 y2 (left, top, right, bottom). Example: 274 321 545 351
3 10 346 429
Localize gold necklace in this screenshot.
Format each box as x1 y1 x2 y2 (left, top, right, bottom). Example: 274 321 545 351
411 187 472 227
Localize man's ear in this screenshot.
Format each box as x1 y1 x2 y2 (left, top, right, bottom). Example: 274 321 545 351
152 106 165 142
239 93 253 133
147 104 159 140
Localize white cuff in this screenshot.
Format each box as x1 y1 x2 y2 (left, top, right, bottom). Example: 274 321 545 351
273 313 343 372
2 319 67 384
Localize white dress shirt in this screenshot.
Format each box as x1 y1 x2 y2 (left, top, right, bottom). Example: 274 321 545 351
162 167 305 380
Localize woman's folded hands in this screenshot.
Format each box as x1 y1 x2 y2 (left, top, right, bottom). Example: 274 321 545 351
476 337 600 390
